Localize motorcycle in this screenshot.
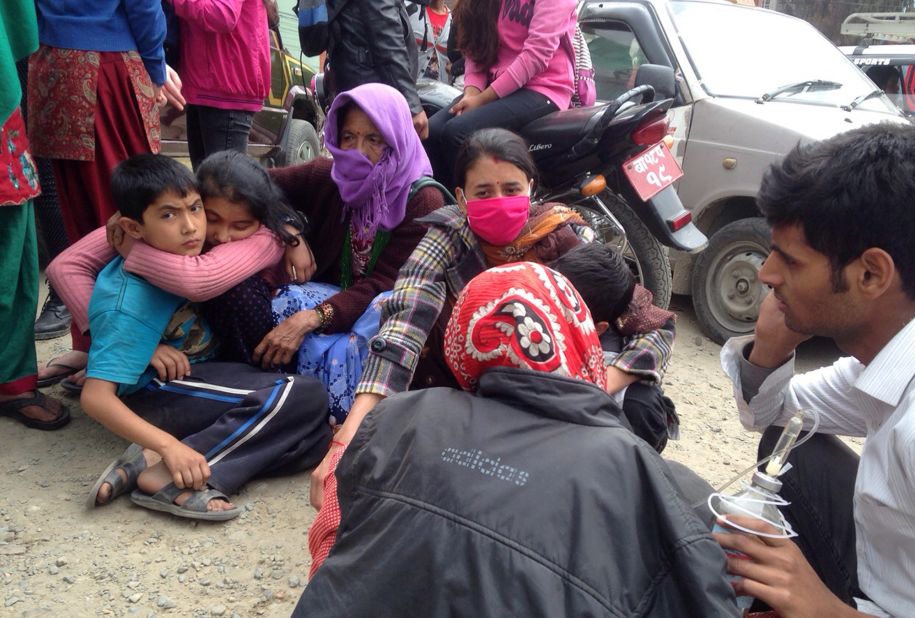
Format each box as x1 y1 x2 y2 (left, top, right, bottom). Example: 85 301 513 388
314 64 706 308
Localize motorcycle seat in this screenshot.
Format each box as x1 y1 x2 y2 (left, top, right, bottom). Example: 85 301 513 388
519 103 616 156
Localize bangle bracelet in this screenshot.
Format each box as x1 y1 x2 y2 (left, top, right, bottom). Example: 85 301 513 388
315 302 334 332
331 439 348 448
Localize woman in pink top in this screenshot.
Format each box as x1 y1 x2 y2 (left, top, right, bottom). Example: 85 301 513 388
426 0 577 187
167 0 270 169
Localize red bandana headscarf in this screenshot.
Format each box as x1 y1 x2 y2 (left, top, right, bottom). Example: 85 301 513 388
444 262 608 392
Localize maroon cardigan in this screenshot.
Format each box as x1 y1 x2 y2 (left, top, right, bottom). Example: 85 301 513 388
270 158 445 334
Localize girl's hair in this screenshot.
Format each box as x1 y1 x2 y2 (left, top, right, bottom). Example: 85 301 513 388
196 150 307 246
454 128 538 189
453 0 501 71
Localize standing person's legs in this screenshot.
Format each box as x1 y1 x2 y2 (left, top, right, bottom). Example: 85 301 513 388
757 427 861 605
427 89 558 187
0 201 69 429
186 104 254 170
41 53 155 382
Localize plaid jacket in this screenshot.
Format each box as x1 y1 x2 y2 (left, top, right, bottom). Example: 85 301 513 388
356 205 674 397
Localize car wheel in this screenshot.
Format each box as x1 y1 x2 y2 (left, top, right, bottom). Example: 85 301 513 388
691 218 770 344
571 190 673 309
284 119 320 165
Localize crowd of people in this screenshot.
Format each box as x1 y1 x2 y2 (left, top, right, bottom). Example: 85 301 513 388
2 0 915 616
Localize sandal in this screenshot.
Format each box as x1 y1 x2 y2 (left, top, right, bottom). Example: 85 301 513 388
36 355 84 388
130 483 242 522
87 443 147 507
0 391 70 430
60 372 86 396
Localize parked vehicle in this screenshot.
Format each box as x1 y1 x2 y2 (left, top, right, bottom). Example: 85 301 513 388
840 12 915 118
160 29 325 166
416 69 707 310
578 0 908 342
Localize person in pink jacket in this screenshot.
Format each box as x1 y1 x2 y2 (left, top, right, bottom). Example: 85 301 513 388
168 0 270 169
426 0 577 187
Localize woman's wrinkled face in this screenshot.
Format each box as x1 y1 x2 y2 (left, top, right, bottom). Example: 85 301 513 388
339 106 388 165
204 196 259 245
458 156 533 202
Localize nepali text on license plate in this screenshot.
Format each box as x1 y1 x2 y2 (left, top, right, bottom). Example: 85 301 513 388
622 142 683 202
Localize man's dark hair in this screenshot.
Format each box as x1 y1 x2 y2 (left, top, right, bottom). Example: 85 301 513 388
111 154 198 221
550 242 636 324
757 122 915 298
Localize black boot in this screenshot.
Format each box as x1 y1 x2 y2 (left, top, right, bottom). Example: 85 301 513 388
34 284 71 340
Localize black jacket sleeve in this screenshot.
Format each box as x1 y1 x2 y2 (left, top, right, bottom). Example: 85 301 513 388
329 0 421 115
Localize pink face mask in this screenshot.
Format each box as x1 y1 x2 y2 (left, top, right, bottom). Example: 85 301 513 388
463 194 531 245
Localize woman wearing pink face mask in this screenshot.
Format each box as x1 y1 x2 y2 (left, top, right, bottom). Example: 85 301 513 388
307 127 596 508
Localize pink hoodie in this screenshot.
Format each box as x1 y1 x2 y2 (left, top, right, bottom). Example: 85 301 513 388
171 0 270 112
464 0 577 110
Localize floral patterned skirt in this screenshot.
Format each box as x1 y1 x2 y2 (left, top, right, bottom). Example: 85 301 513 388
272 282 390 426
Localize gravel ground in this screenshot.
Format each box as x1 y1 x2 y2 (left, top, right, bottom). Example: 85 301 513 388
1 294 841 617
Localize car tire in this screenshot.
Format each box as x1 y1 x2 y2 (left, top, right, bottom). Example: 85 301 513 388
571 190 673 310
691 217 770 345
283 119 320 166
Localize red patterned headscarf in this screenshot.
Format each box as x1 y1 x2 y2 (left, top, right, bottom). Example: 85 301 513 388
444 262 608 391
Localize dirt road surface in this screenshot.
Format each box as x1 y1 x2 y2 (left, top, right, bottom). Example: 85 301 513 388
1 295 840 617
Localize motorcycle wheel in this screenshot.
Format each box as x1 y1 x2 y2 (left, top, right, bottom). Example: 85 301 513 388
570 190 673 309
690 218 770 345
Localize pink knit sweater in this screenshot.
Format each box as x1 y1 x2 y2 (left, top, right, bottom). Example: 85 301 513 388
47 226 283 334
463 0 577 110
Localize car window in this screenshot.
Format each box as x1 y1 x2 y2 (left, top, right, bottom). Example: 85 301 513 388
583 22 646 101
667 1 898 113
270 43 285 102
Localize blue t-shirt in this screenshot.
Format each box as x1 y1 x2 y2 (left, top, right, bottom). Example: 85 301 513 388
86 257 214 396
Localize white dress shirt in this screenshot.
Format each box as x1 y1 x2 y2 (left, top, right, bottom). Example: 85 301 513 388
720 317 915 618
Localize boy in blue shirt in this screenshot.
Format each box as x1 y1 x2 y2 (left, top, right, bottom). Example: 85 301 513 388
80 154 331 521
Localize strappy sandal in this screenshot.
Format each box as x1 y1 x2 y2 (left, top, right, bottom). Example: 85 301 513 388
87 443 147 507
0 391 70 430
130 483 241 522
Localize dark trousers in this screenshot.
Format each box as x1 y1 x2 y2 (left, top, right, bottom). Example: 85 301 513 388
757 426 862 605
124 362 332 495
202 275 275 366
426 88 557 187
622 382 677 454
186 104 255 170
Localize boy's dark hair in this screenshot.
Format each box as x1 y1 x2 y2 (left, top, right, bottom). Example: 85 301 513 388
454 128 538 190
550 242 636 324
197 150 307 247
111 153 198 221
758 122 915 298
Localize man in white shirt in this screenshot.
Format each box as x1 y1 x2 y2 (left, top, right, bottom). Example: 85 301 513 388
716 122 915 618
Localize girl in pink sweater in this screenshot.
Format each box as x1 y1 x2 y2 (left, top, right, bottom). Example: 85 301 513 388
48 151 311 386
426 0 577 187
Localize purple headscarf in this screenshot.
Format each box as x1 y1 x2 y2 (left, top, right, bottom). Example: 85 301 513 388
325 83 433 241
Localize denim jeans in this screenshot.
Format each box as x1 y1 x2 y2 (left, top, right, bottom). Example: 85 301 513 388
186 104 255 170
426 88 557 187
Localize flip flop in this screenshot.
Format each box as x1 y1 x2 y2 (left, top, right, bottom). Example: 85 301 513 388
36 356 83 388
130 484 242 522
87 443 147 508
60 373 85 395
0 390 70 430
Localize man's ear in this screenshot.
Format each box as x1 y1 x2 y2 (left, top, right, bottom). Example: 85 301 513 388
595 321 610 337
855 248 896 299
119 216 145 240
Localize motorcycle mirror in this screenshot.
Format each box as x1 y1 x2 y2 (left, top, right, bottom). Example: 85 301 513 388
635 64 676 101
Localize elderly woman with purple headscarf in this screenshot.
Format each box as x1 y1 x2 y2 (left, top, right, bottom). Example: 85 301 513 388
260 83 446 423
